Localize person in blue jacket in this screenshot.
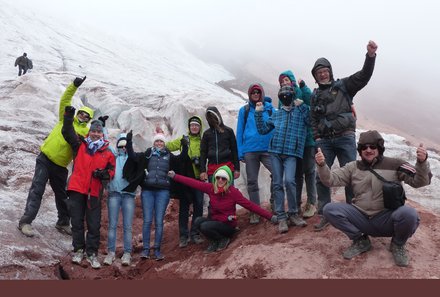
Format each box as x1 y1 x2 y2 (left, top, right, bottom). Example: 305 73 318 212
236 83 275 224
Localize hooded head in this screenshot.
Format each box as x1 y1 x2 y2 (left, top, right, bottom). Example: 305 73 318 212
278 70 297 87
357 130 385 156
205 106 224 132
116 133 127 148
188 115 202 136
278 85 296 106
212 165 233 193
248 84 265 104
23 53 27 57
311 57 334 84
76 106 94 123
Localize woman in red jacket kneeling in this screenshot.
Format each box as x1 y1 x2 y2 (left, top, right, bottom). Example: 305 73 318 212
168 165 277 253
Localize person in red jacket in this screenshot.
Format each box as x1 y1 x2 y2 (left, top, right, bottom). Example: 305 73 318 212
168 165 277 253
62 106 115 269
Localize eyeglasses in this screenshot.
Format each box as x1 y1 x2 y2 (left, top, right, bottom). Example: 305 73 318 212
315 68 330 76
251 90 261 95
361 144 378 151
216 176 228 181
78 111 91 121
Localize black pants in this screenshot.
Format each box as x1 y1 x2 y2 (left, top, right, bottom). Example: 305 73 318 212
178 188 203 238
18 65 28 76
68 191 102 256
194 217 235 241
19 153 69 226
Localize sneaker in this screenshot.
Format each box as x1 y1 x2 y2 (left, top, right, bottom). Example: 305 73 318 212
121 252 132 266
302 203 316 219
278 219 288 234
71 249 84 264
389 242 409 267
314 216 330 232
289 214 307 227
249 213 260 224
55 224 72 235
204 240 219 253
18 224 34 237
342 235 372 259
216 237 230 251
140 249 150 259
103 252 115 266
86 254 101 269
179 236 189 248
154 249 165 261
190 234 204 244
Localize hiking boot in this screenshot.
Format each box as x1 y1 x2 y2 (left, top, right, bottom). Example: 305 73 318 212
342 235 372 259
278 219 288 234
249 213 260 224
216 237 230 251
140 249 150 259
121 252 132 266
55 224 72 235
389 242 409 267
204 240 219 253
103 251 115 266
71 249 84 264
86 254 101 269
154 249 165 261
179 236 189 248
314 216 330 232
190 234 204 244
18 224 34 237
289 214 307 227
302 203 316 219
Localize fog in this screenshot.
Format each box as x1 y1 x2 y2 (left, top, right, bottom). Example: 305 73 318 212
12 0 440 145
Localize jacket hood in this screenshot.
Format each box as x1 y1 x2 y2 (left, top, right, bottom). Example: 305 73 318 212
187 115 203 136
279 70 297 86
212 165 233 186
205 106 224 129
247 83 266 102
311 57 334 83
77 106 95 120
116 133 128 148
357 130 385 156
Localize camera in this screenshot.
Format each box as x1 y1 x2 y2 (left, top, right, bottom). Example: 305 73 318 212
192 157 200 166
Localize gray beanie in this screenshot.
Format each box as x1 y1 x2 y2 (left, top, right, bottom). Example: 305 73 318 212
89 120 104 132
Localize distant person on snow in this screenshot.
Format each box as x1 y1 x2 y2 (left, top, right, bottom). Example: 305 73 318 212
311 40 378 232
168 165 278 253
236 83 275 224
62 109 115 269
315 130 432 267
14 52 32 76
18 76 93 238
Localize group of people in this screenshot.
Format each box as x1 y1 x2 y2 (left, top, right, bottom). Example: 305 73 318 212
17 40 433 269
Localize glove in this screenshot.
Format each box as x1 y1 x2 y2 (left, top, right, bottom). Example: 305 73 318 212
126 130 133 142
270 215 278 224
299 80 306 88
73 76 87 88
98 116 109 127
255 103 264 112
92 169 110 181
294 99 303 107
181 135 189 146
168 170 176 178
64 106 76 118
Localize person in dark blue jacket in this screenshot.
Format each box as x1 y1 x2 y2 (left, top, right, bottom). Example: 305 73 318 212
236 83 275 224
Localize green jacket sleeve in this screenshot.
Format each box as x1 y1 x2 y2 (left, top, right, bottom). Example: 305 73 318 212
58 83 78 121
166 137 183 152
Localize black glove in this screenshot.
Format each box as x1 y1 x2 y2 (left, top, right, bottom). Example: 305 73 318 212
73 76 87 88
92 169 110 181
98 116 109 127
181 135 189 147
299 80 305 88
270 215 278 224
64 106 76 118
126 130 133 142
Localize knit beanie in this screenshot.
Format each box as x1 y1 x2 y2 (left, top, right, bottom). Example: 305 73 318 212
89 120 104 132
153 133 166 143
189 117 202 126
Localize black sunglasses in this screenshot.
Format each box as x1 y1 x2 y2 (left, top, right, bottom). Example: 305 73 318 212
216 176 227 181
361 144 378 151
251 90 261 95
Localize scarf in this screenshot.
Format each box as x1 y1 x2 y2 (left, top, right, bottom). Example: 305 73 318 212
86 137 105 155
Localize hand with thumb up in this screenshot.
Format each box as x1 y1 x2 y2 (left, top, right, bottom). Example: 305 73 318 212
416 143 428 163
315 147 326 167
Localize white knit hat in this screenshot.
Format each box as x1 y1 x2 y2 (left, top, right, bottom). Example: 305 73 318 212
214 169 230 181
153 133 166 143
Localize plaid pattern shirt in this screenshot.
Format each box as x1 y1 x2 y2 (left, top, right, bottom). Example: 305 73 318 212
255 104 309 158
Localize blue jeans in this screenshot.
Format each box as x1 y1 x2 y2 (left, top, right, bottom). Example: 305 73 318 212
270 153 298 220
179 189 204 238
107 192 135 253
141 189 170 251
295 145 317 207
244 152 273 205
315 133 356 214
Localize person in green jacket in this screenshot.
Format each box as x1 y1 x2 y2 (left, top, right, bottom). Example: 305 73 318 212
166 116 205 248
18 76 94 238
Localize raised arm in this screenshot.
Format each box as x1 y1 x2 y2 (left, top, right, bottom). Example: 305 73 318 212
61 106 82 154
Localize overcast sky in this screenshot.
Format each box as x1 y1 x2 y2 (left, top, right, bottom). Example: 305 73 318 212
13 0 440 87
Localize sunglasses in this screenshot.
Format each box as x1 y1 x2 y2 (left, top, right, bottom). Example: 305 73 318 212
361 144 378 151
216 176 228 181
251 90 261 95
78 111 91 120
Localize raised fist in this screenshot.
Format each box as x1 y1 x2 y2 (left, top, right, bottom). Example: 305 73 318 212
98 115 109 127
64 106 76 117
73 76 87 88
